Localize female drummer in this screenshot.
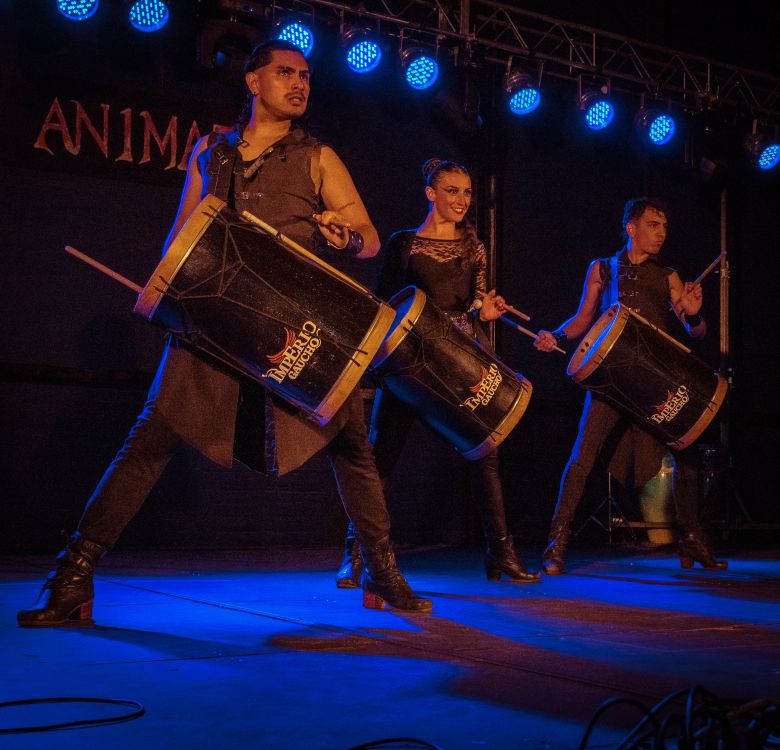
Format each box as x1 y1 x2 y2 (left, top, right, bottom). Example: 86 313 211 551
336 158 540 586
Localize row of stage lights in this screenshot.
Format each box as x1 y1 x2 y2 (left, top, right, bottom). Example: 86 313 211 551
57 0 170 32
55 1 780 171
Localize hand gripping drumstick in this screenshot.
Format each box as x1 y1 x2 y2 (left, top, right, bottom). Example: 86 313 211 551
475 294 531 321
692 252 726 286
497 315 567 354
472 300 566 354
65 245 143 293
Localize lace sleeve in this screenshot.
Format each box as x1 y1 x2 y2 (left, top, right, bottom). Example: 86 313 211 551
473 241 488 298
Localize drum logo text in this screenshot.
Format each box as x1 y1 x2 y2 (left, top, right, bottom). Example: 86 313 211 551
650 385 689 424
463 364 502 411
264 321 321 383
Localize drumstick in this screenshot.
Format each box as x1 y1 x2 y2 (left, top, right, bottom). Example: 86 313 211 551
692 252 726 286
65 245 142 293
502 303 531 322
498 315 566 354
473 297 531 322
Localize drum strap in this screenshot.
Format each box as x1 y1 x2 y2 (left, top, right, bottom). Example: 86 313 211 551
606 253 620 307
206 131 241 202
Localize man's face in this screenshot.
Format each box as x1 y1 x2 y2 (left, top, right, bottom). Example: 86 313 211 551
626 207 668 256
246 49 310 120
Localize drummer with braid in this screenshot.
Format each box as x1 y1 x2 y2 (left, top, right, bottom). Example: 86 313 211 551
534 196 727 575
18 39 432 628
335 158 539 588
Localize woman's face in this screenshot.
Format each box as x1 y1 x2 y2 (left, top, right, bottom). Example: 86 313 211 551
426 169 472 224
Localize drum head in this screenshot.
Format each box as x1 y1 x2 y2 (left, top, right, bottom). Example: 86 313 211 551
567 304 629 382
371 286 427 367
134 194 226 320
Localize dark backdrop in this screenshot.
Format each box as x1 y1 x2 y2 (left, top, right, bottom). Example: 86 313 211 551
2 1 778 553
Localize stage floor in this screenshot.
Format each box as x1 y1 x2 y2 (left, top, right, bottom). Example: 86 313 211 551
2 543 779 749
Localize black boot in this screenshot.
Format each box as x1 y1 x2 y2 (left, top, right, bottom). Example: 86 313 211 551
17 533 108 627
678 527 728 570
335 522 363 589
360 537 432 613
485 535 540 582
542 521 570 576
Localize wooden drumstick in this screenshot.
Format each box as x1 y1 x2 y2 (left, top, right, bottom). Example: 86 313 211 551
692 252 726 286
498 315 567 354
65 245 143 293
502 303 531 322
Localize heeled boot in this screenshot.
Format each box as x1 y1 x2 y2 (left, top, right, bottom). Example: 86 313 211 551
542 521 570 575
485 535 540 582
360 537 432 613
17 532 108 627
335 521 363 589
678 527 728 570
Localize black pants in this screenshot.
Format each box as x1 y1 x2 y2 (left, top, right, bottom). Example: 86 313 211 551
78 388 391 549
550 391 700 532
368 387 510 541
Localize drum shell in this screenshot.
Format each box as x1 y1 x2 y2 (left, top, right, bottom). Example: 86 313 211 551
134 195 393 425
371 287 532 460
568 304 727 449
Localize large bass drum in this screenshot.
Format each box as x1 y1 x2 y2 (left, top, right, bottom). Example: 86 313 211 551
134 194 395 425
568 303 727 449
370 286 533 460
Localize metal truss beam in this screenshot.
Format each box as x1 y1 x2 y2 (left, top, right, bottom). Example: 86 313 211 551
228 0 780 119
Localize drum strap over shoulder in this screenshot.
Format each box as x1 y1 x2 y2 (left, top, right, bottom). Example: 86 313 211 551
607 253 620 307
204 131 241 202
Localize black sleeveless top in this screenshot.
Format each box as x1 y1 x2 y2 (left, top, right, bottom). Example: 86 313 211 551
199 128 321 251
599 249 675 332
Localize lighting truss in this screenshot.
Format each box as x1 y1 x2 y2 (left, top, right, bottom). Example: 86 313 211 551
246 0 780 119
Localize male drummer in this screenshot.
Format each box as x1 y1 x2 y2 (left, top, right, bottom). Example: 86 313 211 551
18 40 431 628
533 196 727 575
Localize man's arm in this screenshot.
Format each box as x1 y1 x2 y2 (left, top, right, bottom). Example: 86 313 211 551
161 136 209 255
668 271 707 339
534 260 603 351
314 146 380 258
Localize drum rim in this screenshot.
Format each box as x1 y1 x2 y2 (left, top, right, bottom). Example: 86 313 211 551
133 194 227 320
313 302 396 425
667 375 729 449
567 303 630 382
371 286 427 368
462 376 533 460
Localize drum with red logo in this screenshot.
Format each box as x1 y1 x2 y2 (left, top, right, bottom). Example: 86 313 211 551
369 286 533 460
568 303 727 449
134 194 395 425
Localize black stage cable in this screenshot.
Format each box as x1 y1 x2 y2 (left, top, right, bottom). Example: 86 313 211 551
0 697 145 734
346 739 444 750
578 686 780 750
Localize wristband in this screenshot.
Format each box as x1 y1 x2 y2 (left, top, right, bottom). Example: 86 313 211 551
551 329 568 344
685 313 703 328
336 229 364 257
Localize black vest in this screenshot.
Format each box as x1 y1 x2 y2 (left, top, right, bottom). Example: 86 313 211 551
599 249 675 332
199 128 321 251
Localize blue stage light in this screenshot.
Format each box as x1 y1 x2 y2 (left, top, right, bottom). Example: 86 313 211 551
579 90 615 130
346 39 382 74
636 108 677 146
128 0 169 32
758 144 780 170
401 49 439 90
744 132 780 171
342 29 382 74
56 0 99 21
504 68 541 116
275 20 314 58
